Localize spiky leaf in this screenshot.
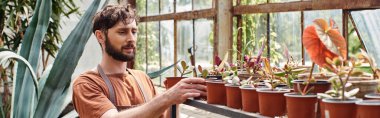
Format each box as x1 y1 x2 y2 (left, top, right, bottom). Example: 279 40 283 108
33 1 103 117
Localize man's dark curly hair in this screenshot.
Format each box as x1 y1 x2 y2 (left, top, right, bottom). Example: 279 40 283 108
92 4 138 34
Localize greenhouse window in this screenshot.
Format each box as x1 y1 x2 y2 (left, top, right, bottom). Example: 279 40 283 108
351 9 380 68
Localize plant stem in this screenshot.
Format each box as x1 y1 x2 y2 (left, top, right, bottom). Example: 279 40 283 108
302 62 315 95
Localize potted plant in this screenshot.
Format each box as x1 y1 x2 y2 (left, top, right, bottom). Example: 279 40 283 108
204 52 230 105
302 18 366 118
284 89 318 118
280 56 319 118
256 58 290 117
240 77 264 113
355 52 380 118
224 67 242 109
347 50 380 98
164 60 193 89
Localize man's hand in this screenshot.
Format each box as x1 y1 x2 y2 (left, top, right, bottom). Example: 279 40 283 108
164 78 207 104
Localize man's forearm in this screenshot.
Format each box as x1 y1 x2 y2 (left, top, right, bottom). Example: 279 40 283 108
114 93 172 118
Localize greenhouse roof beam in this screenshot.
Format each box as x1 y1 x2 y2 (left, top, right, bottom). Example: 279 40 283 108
140 9 215 22
233 0 380 15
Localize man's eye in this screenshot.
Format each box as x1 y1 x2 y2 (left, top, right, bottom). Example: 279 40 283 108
118 31 126 34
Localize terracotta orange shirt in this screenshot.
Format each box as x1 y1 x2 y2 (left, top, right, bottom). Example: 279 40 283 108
72 69 161 118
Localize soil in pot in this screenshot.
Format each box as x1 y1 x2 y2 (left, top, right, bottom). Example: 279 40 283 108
240 86 260 113
347 78 379 98
206 80 226 105
356 100 380 118
284 93 318 118
257 88 290 117
225 84 242 109
292 80 331 93
365 93 380 100
322 98 362 118
165 77 186 89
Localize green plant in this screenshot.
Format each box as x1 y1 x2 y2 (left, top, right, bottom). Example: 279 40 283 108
209 52 230 77
274 56 306 88
197 65 209 78
260 58 283 90
177 60 193 77
0 0 105 118
224 66 240 86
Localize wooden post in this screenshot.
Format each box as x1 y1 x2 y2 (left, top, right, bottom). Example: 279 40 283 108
174 0 177 77
236 0 243 62
216 0 233 62
343 10 349 58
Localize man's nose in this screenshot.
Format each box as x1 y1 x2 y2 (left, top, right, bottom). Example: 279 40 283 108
126 32 136 42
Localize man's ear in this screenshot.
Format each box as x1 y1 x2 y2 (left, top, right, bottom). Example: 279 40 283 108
95 30 105 47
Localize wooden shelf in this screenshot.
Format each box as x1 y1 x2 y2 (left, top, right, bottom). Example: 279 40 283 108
182 99 269 118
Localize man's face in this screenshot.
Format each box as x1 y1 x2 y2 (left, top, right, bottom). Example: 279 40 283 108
103 20 138 62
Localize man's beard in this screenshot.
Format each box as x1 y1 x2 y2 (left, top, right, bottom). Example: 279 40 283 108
105 36 135 62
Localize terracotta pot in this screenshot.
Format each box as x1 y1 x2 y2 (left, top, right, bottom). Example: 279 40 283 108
322 98 362 118
317 97 326 118
164 77 186 89
194 81 207 100
347 78 379 98
292 80 331 93
356 100 380 118
225 84 242 109
257 88 290 117
206 80 226 105
240 86 259 113
365 93 380 100
284 93 318 118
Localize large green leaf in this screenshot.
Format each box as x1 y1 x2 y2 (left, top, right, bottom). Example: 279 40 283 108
148 60 181 79
33 0 103 117
13 0 51 117
0 51 39 92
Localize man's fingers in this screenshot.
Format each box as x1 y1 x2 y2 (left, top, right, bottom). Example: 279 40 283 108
181 77 205 84
183 89 206 97
183 93 201 98
182 83 206 91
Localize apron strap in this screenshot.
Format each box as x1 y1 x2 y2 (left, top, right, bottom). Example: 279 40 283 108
97 65 117 105
126 68 151 102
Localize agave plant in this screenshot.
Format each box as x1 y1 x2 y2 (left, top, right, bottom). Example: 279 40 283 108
0 0 106 118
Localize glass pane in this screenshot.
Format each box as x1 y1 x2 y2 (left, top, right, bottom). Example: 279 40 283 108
271 12 302 66
304 10 342 65
193 0 212 10
240 14 268 60
352 9 380 68
177 20 193 76
146 22 160 85
160 0 174 14
348 18 363 56
136 23 147 71
160 20 175 81
194 19 214 70
136 0 146 17
177 0 192 12
147 0 159 16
